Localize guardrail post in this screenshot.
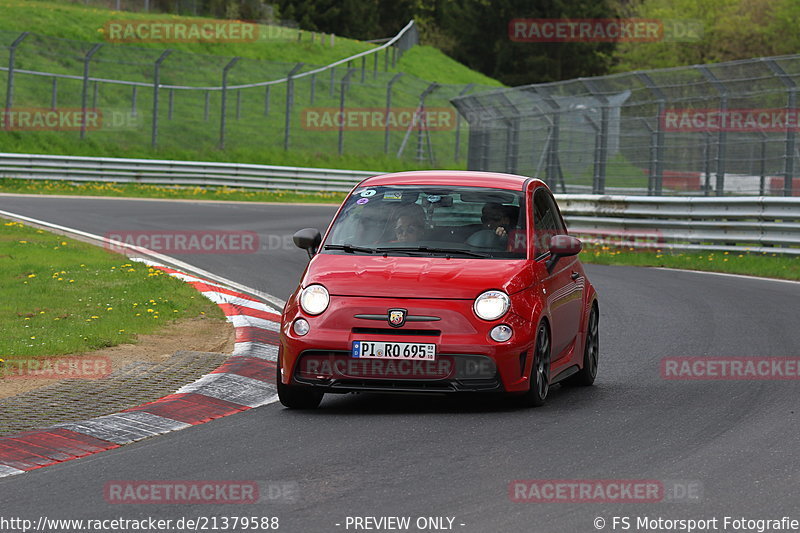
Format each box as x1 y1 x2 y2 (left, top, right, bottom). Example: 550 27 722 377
758 131 767 196
219 56 241 149
384 73 404 153
338 68 356 155
50 77 57 111
151 49 171 149
635 72 666 195
284 62 304 151
454 84 474 162
80 43 102 140
764 59 796 197
698 66 728 196
5 32 29 112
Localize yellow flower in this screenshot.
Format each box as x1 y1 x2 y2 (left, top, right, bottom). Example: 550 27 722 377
27 273 36 278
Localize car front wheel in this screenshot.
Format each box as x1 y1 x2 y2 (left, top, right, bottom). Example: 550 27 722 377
277 369 324 409
512 321 550 408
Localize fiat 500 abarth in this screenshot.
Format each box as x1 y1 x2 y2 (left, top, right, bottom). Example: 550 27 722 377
278 171 599 409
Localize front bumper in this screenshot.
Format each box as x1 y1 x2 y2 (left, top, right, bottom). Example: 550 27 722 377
280 295 537 393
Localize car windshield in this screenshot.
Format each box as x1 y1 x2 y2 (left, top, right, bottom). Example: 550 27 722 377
324 185 527 259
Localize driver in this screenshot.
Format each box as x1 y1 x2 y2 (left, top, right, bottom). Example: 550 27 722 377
481 202 513 239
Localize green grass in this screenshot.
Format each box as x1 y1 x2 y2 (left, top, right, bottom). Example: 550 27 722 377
581 243 800 281
0 0 501 172
0 178 347 203
0 217 225 359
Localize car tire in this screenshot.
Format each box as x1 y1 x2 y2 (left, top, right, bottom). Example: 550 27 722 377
512 321 550 408
565 304 599 387
277 369 324 409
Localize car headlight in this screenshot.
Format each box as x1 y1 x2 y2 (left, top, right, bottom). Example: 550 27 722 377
473 290 510 321
300 284 329 315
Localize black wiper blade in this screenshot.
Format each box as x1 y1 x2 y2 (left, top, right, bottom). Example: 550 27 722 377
375 246 490 258
324 244 375 254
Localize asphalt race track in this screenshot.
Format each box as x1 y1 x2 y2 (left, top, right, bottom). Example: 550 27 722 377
1 195 799 533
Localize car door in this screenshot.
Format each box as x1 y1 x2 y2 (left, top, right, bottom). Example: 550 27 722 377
533 188 584 360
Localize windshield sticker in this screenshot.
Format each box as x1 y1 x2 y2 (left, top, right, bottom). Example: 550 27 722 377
384 191 403 200
426 195 442 203
359 189 377 198
356 198 370 205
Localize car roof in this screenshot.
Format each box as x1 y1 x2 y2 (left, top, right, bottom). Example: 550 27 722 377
360 170 544 191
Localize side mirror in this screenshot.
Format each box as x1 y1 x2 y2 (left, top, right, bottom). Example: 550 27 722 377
546 234 582 272
293 228 322 258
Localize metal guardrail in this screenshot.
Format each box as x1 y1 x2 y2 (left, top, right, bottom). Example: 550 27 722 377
0 153 375 192
557 194 800 255
1 153 797 255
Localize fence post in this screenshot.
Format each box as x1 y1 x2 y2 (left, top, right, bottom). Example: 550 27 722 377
219 56 241 149
764 59 796 197
236 89 242 120
534 88 566 193
635 72 666 195
361 56 366 83
698 66 728 196
284 62 305 151
50 77 57 111
329 67 336 98
454 84 474 162
204 91 210 121
5 32 29 112
310 73 316 104
264 85 271 116
80 43 102 140
582 80 609 194
397 82 439 162
373 52 379 80
338 69 356 155
384 73 404 153
168 89 174 120
151 49 171 149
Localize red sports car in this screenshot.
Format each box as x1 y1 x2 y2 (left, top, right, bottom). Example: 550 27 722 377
278 171 599 408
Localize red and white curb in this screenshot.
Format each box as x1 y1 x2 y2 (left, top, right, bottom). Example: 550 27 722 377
0 260 283 478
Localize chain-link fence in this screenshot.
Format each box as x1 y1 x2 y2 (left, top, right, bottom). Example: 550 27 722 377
0 22 492 166
453 56 800 196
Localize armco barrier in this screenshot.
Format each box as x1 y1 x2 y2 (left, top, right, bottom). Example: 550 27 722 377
557 194 800 255
1 153 798 255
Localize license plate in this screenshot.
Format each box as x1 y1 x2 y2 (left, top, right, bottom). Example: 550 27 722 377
352 341 436 361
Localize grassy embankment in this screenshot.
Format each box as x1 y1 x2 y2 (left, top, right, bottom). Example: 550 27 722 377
0 218 225 360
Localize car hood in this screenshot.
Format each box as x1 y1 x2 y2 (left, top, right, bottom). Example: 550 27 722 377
303 254 532 299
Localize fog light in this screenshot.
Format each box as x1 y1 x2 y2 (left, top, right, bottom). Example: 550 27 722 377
293 318 310 336
490 324 513 342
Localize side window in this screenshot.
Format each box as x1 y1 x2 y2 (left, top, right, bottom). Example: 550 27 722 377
533 189 564 257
